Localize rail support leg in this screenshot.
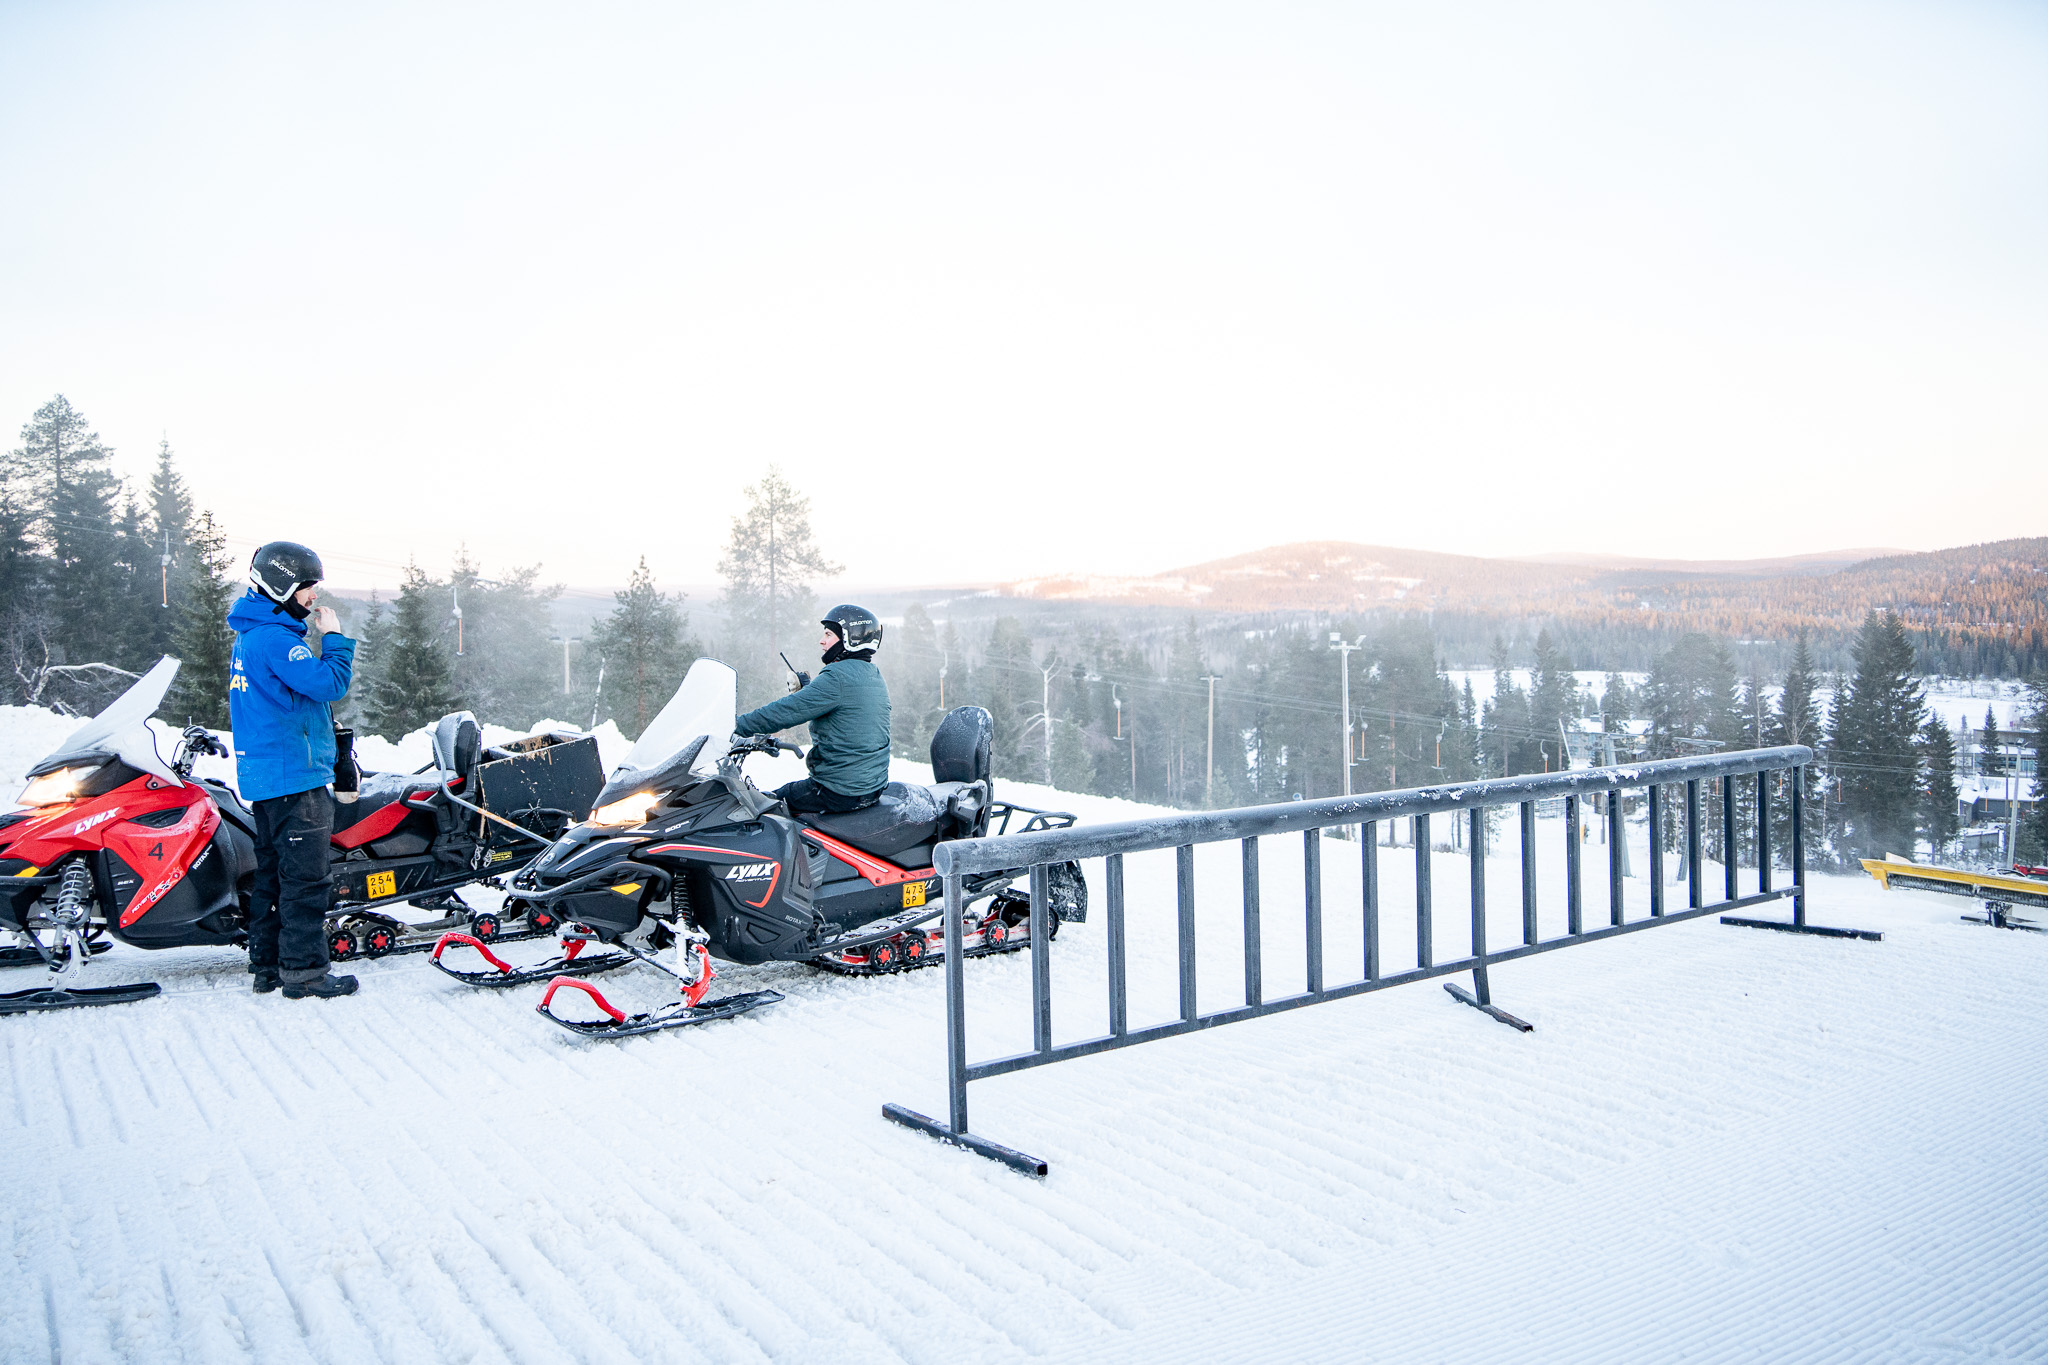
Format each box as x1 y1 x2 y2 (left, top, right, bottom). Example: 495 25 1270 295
1719 915 1883 941
881 1104 1049 1177
1444 965 1533 1033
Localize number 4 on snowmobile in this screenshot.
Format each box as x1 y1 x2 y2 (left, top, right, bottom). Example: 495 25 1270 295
431 659 1087 1039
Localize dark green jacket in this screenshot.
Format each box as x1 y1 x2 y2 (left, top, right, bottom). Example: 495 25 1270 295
735 658 892 796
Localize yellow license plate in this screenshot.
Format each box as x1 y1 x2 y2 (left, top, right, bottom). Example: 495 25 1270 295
365 870 396 900
902 881 926 908
490 849 517 863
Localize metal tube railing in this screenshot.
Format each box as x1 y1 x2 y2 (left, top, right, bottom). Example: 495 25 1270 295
884 745 1877 1177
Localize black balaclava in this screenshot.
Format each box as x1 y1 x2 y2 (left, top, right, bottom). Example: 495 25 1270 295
821 625 847 666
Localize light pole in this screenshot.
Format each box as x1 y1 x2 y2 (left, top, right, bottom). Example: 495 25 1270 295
549 637 580 695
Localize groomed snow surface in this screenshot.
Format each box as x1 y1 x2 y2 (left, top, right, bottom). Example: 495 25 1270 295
4 706 2045 1363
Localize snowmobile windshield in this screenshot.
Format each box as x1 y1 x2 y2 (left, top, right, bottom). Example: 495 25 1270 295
592 659 737 809
26 656 182 788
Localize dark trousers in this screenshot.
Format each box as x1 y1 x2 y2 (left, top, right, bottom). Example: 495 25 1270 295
248 787 335 982
773 779 881 815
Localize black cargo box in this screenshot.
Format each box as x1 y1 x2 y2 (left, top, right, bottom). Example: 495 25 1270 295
475 732 604 853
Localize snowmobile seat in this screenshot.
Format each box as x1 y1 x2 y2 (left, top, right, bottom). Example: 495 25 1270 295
431 712 483 789
801 783 947 859
330 771 441 847
930 707 993 786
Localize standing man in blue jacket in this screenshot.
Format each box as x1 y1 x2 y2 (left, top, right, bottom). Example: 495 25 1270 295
228 541 359 999
735 605 891 815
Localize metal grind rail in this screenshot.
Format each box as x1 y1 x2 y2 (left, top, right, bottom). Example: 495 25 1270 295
884 744 1880 1176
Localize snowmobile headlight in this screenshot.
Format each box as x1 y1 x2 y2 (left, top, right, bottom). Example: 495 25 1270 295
16 766 93 807
588 791 659 828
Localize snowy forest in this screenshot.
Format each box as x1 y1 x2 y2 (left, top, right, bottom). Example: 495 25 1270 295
6 394 2044 869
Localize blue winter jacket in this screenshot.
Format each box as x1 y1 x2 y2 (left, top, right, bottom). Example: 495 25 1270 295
226 591 357 803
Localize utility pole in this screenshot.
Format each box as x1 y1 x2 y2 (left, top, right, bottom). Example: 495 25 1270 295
549 637 580 695
2006 741 2021 871
1329 634 1363 798
1202 674 1221 805
452 583 464 656
938 652 947 709
1041 662 1057 785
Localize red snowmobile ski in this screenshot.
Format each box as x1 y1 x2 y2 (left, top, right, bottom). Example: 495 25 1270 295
431 659 1085 1039
0 658 602 1012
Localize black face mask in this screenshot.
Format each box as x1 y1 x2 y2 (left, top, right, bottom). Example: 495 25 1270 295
272 592 312 622
821 631 847 666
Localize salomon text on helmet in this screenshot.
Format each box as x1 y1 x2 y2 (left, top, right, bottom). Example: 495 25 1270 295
249 541 325 603
821 604 882 655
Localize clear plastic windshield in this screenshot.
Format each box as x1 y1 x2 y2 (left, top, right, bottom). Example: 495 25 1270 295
36 656 183 785
609 658 737 791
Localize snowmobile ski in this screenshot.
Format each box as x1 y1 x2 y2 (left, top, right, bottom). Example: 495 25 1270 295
0 981 162 1015
428 931 636 988
535 975 784 1038
0 940 112 970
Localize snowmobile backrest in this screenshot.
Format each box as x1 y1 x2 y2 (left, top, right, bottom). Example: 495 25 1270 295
432 712 483 786
930 707 993 786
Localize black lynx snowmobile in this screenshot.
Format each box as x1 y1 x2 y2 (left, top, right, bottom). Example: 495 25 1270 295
0 659 602 1013
431 659 1085 1039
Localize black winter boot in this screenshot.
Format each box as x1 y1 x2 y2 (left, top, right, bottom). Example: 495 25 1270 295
250 966 282 993
283 973 359 999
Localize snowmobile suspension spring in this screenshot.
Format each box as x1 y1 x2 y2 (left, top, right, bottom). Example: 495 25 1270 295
52 863 93 928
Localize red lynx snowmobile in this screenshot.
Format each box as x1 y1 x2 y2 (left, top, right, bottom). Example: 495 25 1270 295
431 659 1085 1039
0 659 602 1014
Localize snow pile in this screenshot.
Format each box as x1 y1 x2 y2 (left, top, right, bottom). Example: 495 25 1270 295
1 706 2044 1362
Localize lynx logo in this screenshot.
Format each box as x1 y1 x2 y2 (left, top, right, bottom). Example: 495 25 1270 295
723 862 776 881
70 808 121 837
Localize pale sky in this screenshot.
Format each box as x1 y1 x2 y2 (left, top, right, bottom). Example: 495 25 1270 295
4 0 2044 593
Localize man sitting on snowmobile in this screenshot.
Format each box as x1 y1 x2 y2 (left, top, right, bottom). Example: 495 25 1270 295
228 541 359 1000
734 604 891 816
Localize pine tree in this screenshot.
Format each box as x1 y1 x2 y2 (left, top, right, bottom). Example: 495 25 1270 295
1828 611 1926 862
11 396 131 670
715 467 840 707
589 558 700 740
166 511 238 728
446 550 563 728
1766 634 1825 862
338 593 391 731
1979 708 2000 783
883 603 943 759
364 564 458 738
2023 675 2048 863
142 439 197 661
1920 716 1959 856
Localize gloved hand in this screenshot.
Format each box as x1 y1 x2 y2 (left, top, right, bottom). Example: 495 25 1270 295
786 670 811 694
332 726 360 801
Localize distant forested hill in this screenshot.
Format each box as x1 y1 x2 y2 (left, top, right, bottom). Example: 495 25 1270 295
1002 538 2048 675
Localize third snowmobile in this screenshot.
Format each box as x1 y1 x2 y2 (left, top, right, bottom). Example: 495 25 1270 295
432 658 1086 1038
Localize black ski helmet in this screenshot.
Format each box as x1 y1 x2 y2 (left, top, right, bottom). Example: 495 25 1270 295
249 541 324 604
821 604 882 654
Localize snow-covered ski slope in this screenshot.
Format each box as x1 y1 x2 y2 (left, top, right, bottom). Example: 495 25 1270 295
4 713 2046 1362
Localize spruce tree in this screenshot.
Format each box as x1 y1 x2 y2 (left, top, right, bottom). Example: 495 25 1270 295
589 558 700 740
1828 611 1926 862
1979 708 2001 783
715 467 840 706
1920 716 1959 857
2023 676 2048 863
446 551 562 727
338 593 391 732
142 439 196 661
883 603 943 759
166 511 238 728
11 396 130 670
364 564 458 738
1766 634 1825 862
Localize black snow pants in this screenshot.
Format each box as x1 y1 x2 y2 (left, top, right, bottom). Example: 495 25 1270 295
248 786 335 982
772 779 882 816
